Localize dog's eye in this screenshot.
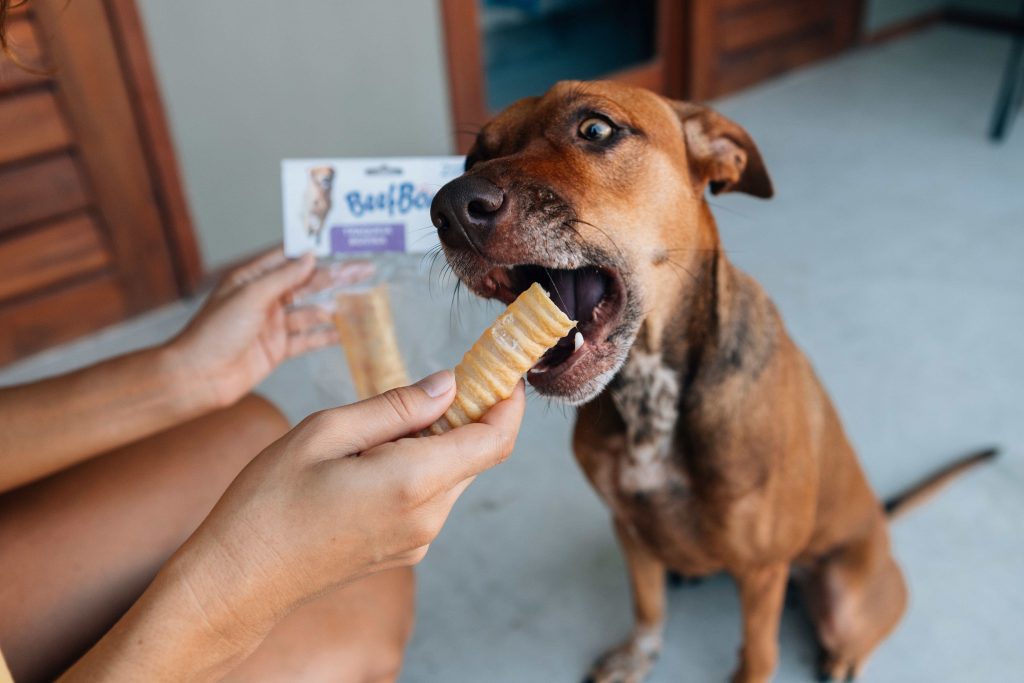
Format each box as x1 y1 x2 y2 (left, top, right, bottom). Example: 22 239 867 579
578 117 614 142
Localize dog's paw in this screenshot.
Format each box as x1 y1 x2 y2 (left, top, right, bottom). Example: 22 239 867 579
816 650 862 682
584 647 656 683
729 667 772 683
584 631 661 683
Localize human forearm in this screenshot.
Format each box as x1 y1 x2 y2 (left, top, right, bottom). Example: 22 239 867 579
0 251 330 493
0 343 218 492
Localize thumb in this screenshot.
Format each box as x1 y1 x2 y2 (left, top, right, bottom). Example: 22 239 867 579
312 371 456 455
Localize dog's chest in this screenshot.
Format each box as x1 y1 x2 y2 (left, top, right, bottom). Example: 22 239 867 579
607 349 684 495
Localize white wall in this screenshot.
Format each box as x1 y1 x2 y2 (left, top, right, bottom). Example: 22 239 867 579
135 1 454 268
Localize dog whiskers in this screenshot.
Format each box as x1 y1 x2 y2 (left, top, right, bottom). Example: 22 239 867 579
567 216 627 264
543 269 571 318
423 249 443 296
705 199 754 220
448 278 465 330
658 257 700 286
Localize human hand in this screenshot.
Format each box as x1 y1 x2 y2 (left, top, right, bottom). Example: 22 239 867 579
175 371 525 635
168 248 369 409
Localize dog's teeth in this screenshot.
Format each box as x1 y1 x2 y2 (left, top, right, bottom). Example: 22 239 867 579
574 331 584 352
529 365 548 374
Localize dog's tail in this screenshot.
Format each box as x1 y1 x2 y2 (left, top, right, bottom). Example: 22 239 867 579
883 447 999 520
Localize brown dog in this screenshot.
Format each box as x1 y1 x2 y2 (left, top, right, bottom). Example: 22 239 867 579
430 80 994 682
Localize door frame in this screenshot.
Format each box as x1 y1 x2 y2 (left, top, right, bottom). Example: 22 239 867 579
33 0 203 296
439 0 687 153
105 0 203 294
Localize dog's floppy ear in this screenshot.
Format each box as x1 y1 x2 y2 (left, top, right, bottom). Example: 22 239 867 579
669 101 773 199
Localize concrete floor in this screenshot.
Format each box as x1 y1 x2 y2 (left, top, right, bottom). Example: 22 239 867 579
2 25 1022 682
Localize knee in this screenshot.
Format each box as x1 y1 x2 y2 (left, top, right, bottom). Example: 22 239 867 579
169 393 290 496
213 394 290 468
332 567 415 683
359 568 416 682
232 393 290 441
361 639 407 683
228 567 415 683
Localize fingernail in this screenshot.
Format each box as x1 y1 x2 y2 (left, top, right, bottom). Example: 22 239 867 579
415 370 454 398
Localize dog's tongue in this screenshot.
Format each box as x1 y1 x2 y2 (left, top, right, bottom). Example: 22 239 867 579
515 266 606 322
573 267 606 322
544 269 577 321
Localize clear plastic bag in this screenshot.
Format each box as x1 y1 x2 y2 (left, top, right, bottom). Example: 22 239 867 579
292 253 499 407
280 156 479 405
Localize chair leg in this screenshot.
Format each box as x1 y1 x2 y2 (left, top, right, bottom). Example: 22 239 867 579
988 5 1024 141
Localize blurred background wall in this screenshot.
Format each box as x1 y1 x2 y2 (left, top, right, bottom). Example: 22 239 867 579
866 0 1017 33
133 0 1020 271
4 0 1020 361
135 0 453 268
867 0 947 33
132 0 1020 270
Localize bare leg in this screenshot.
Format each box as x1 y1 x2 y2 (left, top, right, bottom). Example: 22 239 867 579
0 395 287 681
587 519 666 683
731 562 789 683
0 395 415 683
226 567 414 683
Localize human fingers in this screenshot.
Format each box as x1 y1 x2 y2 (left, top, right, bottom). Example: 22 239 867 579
285 306 332 335
246 253 317 304
286 325 341 357
289 259 377 303
300 371 456 456
329 260 377 286
368 381 525 496
217 246 289 297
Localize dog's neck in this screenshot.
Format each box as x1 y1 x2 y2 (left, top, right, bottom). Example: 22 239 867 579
630 203 778 403
603 202 780 490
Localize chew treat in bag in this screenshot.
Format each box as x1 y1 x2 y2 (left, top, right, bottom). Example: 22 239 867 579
429 282 575 435
333 283 411 400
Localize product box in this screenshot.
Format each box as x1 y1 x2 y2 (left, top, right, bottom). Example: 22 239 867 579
281 157 465 258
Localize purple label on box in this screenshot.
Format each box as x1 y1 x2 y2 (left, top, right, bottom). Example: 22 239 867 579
330 223 405 253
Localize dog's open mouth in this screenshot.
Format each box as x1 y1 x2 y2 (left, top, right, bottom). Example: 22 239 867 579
480 263 624 385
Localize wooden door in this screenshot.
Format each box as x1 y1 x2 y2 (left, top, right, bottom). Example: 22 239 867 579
0 0 200 364
689 0 863 100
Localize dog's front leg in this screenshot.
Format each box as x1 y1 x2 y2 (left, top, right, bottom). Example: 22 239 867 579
731 562 789 683
586 519 665 683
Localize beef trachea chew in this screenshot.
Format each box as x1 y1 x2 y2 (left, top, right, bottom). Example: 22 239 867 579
334 283 411 400
428 282 575 435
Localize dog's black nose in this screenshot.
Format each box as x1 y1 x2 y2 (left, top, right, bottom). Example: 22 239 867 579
431 175 505 251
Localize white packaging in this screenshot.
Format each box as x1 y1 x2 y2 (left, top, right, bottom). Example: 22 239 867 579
281 156 471 404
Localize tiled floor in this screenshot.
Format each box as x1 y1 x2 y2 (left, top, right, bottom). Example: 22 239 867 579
2 25 1022 682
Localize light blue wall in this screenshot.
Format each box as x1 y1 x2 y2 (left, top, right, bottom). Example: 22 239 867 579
135 1 454 268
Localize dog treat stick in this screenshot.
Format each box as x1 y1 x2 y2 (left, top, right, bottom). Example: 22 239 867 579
429 282 575 435
334 284 411 400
